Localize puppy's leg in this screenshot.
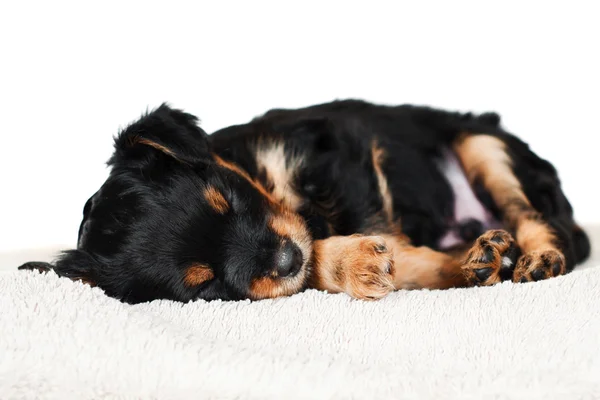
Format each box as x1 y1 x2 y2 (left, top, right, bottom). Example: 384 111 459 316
381 232 520 290
310 234 470 298
380 234 469 290
454 134 568 283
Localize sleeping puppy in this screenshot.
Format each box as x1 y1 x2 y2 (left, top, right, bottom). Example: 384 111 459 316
19 100 591 303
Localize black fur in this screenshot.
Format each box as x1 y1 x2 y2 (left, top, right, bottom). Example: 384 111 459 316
22 105 312 303
19 100 590 303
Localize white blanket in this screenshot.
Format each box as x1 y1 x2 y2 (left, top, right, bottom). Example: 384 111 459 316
1 240 599 399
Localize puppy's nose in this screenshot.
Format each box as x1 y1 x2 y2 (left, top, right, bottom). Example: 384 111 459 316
275 241 303 277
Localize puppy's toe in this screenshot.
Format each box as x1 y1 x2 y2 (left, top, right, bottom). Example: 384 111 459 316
462 230 519 286
513 249 566 283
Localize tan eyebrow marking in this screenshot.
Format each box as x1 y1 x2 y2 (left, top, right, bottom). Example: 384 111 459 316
213 154 278 206
183 263 215 287
204 186 230 214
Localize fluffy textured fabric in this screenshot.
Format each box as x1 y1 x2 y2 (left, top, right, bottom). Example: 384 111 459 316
1 256 599 399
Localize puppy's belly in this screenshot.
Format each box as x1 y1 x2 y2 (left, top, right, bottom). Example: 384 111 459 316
437 148 502 249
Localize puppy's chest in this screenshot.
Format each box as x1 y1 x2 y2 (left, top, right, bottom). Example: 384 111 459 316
254 142 305 210
252 141 502 246
252 142 352 238
436 149 502 248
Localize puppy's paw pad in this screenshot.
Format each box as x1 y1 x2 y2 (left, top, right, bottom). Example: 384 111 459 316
473 267 493 281
513 249 565 283
462 230 518 286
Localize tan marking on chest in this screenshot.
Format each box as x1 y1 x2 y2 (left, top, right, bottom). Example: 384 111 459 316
255 142 304 210
371 142 394 223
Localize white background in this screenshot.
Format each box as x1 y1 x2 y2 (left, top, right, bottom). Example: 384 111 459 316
1 1 598 252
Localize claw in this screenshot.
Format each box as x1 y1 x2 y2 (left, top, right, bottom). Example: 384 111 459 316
374 244 388 253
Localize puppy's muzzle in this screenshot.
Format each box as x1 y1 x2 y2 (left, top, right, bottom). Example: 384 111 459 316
274 240 303 277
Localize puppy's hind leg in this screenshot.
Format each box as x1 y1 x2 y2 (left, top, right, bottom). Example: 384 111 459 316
310 233 472 298
453 133 579 283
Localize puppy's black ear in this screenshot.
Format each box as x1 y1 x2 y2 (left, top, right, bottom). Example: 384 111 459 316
110 103 211 167
53 249 98 286
18 250 98 287
18 261 53 273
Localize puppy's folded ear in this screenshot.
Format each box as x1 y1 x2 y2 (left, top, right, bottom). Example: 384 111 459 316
19 250 98 287
109 103 211 167
18 261 53 273
52 249 99 286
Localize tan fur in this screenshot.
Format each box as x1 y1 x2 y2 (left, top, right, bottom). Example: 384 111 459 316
461 229 515 286
516 219 557 253
183 264 214 287
249 277 282 299
380 234 467 290
132 137 180 159
453 134 559 255
309 232 469 296
213 154 276 202
310 235 394 300
453 135 523 206
249 276 298 299
213 153 314 298
249 261 311 300
371 142 394 223
203 186 229 214
268 213 313 261
513 248 565 281
255 141 304 210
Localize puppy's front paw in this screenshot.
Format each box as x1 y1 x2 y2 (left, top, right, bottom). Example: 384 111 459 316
343 236 394 300
331 235 395 300
312 235 395 300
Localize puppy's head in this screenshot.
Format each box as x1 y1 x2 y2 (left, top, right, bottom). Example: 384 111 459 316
55 104 312 303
